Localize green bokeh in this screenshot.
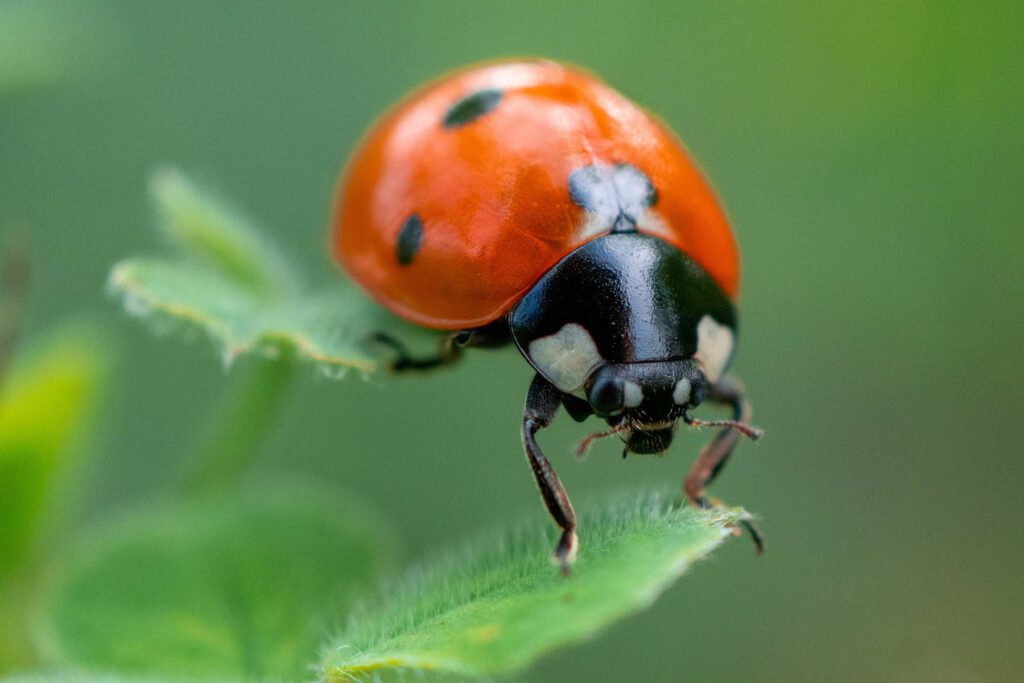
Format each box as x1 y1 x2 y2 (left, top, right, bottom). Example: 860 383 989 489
2 1 1021 681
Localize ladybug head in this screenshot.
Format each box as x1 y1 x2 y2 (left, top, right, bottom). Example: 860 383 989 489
508 232 744 456
584 359 707 454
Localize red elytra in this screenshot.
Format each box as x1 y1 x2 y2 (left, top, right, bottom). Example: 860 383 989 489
331 59 738 330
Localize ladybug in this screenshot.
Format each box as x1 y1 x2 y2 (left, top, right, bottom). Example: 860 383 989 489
332 60 762 573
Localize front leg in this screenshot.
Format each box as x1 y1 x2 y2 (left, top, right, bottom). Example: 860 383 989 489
522 374 578 574
682 375 765 552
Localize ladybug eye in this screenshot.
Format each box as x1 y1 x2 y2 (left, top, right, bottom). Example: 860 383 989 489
588 374 625 417
689 377 708 407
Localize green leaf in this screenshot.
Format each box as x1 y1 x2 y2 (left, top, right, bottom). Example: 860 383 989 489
0 2 102 96
148 169 296 297
0 323 108 576
1 674 233 683
320 494 750 681
0 323 109 672
109 168 442 375
34 479 393 682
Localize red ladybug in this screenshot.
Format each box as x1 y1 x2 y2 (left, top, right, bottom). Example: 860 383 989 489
332 60 761 572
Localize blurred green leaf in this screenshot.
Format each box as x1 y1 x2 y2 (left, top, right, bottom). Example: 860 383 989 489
0 324 108 576
109 168 441 376
0 323 109 673
321 494 749 681
1 674 232 683
0 2 102 95
149 169 296 297
34 479 392 682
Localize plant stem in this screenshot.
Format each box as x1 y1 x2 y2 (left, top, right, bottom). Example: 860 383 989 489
182 347 296 493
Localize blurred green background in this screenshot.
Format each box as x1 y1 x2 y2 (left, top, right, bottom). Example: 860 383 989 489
3 1 1023 680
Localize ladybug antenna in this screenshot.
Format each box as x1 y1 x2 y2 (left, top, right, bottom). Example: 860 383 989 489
682 411 763 441
574 422 631 458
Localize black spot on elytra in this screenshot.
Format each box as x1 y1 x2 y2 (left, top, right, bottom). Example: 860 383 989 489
396 214 423 265
442 88 503 128
568 163 657 233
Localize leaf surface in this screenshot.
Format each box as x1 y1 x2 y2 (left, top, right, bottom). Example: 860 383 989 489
321 494 749 680
36 480 392 682
0 324 108 575
109 168 442 376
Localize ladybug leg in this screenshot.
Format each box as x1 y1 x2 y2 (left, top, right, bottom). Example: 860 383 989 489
369 331 463 372
682 375 765 553
523 374 578 575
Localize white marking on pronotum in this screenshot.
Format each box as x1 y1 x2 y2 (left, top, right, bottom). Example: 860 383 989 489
623 380 644 408
528 323 604 392
673 377 692 405
695 315 735 384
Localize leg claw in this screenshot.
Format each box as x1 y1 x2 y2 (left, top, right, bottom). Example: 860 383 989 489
554 529 578 576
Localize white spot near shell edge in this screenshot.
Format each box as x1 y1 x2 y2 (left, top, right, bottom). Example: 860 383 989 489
695 315 735 384
623 380 643 407
672 377 692 405
527 322 604 393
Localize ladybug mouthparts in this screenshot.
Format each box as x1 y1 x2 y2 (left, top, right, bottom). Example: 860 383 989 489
565 358 709 456
624 425 677 455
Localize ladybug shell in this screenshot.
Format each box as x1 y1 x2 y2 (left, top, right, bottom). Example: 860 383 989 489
332 60 738 330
